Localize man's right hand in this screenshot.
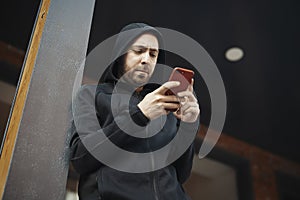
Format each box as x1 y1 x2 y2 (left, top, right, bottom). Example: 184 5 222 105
137 81 181 120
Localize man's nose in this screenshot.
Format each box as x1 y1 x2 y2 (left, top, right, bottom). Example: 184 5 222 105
141 52 150 64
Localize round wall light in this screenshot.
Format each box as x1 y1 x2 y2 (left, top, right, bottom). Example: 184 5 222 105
225 47 244 62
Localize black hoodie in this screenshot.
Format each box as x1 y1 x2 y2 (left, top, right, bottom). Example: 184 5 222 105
70 23 195 200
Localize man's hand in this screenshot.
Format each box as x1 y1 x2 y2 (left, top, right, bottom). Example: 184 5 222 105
173 79 200 123
138 81 181 120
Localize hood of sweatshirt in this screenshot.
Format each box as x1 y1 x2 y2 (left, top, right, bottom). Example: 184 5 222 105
99 23 165 85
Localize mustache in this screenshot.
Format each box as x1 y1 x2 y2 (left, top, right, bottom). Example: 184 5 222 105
133 66 150 73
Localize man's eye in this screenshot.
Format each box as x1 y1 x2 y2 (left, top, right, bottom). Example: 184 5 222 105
150 52 158 58
134 49 143 54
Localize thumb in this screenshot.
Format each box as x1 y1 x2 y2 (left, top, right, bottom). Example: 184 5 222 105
187 78 194 92
156 81 180 94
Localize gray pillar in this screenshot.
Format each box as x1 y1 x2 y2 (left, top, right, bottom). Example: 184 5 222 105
3 0 95 199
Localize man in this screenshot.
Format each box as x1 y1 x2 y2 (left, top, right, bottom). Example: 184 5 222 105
70 23 200 200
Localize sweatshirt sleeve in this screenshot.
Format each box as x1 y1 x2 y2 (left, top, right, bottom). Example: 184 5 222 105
70 128 103 175
94 91 152 152
69 85 104 175
171 119 198 184
70 85 151 175
172 142 195 184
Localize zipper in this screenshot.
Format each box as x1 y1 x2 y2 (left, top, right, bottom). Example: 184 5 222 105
96 168 104 199
137 91 160 200
152 172 159 200
146 125 159 200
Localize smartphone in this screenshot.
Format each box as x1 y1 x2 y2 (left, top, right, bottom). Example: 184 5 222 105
165 67 194 96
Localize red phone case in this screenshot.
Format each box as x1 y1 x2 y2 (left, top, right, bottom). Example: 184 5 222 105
166 67 194 95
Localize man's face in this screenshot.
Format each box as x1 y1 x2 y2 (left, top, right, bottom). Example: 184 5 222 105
122 33 159 86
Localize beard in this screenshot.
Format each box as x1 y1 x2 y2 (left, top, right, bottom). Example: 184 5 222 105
120 64 153 86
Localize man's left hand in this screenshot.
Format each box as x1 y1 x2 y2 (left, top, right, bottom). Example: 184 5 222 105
173 79 200 123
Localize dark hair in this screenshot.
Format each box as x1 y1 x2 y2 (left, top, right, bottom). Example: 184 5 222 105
114 54 126 79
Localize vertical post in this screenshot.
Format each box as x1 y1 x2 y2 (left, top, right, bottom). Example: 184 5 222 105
251 154 279 200
0 0 51 197
0 0 95 199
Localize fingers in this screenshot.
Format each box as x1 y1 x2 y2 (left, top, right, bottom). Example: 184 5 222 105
182 104 199 115
158 94 179 103
180 101 198 110
160 102 181 110
178 102 198 114
174 101 200 122
156 81 180 94
177 90 197 102
172 111 181 119
188 78 194 92
177 78 195 101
